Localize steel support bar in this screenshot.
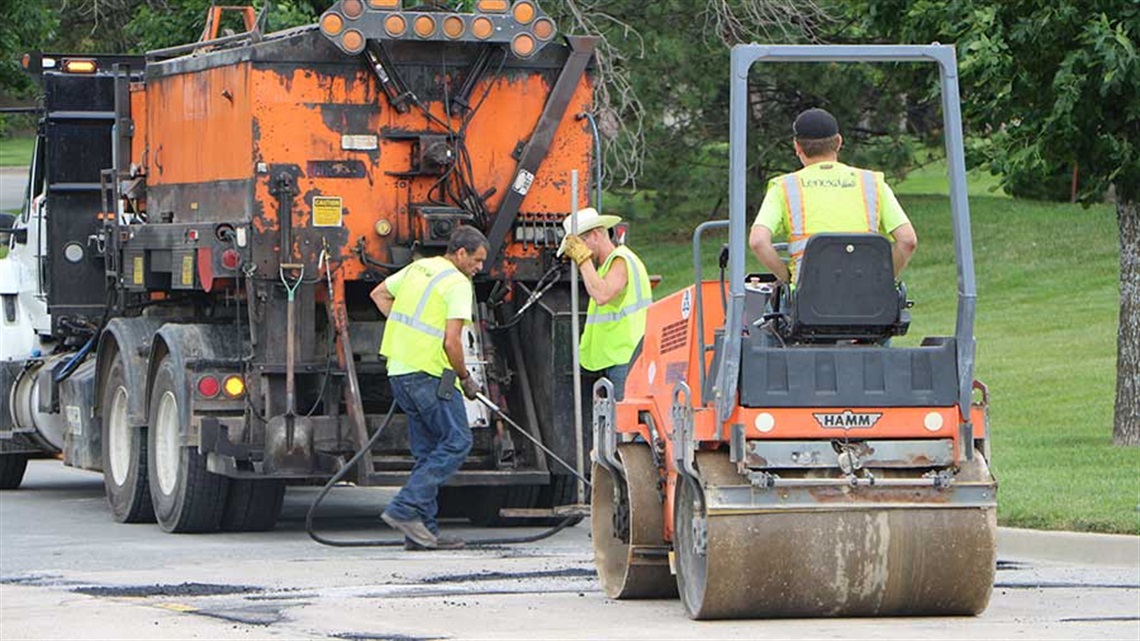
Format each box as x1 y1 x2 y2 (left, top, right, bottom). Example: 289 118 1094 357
704 481 997 513
485 36 597 264
718 45 977 447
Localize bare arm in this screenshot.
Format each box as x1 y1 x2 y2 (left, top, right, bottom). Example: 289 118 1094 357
580 256 629 306
370 281 395 317
889 223 918 276
749 225 790 284
443 319 470 380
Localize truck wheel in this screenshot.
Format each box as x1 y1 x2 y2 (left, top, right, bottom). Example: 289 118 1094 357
147 354 229 533
221 479 286 532
101 355 155 523
0 453 29 490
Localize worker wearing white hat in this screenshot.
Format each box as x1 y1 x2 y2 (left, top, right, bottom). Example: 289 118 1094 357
559 207 651 400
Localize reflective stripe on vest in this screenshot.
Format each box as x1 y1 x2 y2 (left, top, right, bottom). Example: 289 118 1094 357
858 169 880 233
387 267 459 339
586 252 651 325
782 174 808 258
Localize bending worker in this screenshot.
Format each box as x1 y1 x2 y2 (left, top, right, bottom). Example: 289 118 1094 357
370 226 488 550
559 207 651 400
749 107 918 285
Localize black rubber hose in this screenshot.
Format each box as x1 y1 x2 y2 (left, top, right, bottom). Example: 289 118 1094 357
306 400 580 548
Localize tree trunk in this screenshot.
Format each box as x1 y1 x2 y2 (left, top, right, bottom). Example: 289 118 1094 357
1114 195 1139 446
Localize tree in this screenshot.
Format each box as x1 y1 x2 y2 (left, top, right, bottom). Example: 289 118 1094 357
850 0 1139 445
0 0 57 95
553 0 926 217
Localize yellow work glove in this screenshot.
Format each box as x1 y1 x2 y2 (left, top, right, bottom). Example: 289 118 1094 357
562 234 592 266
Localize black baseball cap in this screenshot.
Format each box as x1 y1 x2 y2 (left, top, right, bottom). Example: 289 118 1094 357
793 108 839 139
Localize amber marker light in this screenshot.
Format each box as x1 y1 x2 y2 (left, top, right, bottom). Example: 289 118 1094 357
385 14 407 36
413 15 437 37
476 0 509 12
62 59 97 74
512 1 536 24
532 17 554 40
472 16 494 40
375 219 393 236
342 0 364 18
366 0 400 7
443 15 465 39
321 13 345 35
342 29 366 53
511 33 536 57
223 376 245 398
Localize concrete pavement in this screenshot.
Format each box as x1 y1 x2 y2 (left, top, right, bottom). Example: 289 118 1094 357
998 526 1139 567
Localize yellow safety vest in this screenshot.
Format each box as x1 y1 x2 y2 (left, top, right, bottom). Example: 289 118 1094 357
780 165 882 279
579 245 652 371
379 256 469 379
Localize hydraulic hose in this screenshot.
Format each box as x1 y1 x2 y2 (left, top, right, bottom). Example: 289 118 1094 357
307 396 587 548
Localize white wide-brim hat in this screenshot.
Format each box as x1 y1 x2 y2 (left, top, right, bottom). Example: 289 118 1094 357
556 207 622 256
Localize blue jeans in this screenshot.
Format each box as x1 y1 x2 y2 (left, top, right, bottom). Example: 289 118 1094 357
385 372 473 534
605 363 631 401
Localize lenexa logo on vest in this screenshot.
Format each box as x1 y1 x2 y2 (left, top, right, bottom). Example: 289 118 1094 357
813 410 883 429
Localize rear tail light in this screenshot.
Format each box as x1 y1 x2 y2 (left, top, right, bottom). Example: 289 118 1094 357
197 376 220 398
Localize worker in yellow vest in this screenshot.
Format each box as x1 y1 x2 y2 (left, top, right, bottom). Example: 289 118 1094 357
559 207 652 400
370 226 488 550
749 108 918 285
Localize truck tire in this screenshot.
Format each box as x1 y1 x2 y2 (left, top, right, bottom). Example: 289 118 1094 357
0 454 29 490
101 355 155 523
221 479 286 532
147 354 229 533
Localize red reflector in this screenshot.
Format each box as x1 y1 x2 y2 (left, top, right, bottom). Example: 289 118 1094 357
197 376 220 398
221 248 241 270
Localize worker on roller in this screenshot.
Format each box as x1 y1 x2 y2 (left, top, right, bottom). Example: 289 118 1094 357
371 226 488 550
749 107 918 285
559 207 652 400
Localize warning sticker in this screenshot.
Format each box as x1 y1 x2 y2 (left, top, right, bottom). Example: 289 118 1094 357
181 255 194 286
133 256 144 285
312 196 343 227
512 170 534 196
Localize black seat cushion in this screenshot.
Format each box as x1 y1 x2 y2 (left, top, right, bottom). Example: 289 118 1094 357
789 233 899 341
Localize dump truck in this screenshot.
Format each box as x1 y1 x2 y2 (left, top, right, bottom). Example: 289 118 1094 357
0 0 602 532
589 44 997 619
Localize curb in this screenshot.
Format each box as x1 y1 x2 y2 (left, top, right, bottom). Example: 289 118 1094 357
998 526 1140 567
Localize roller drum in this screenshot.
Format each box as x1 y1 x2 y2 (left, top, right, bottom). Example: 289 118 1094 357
674 452 997 619
591 444 678 599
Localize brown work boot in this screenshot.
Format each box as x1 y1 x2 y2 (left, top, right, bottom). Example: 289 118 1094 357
381 511 438 549
404 534 466 551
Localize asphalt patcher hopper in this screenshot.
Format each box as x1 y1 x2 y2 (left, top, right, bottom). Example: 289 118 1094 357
589 44 997 619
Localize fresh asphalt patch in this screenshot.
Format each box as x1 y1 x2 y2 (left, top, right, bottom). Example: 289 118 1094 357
419 567 597 584
71 582 259 598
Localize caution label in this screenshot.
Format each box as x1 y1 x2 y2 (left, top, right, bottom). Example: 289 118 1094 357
133 256 144 285
181 255 194 286
312 196 343 227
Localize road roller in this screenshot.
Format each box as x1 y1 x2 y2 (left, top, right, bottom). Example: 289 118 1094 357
589 44 997 619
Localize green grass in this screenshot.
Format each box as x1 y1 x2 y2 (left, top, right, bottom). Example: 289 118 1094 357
0 136 35 167
893 156 1009 198
634 183 1139 534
